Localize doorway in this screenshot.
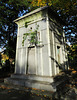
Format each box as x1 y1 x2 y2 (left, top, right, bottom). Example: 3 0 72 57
27 47 36 75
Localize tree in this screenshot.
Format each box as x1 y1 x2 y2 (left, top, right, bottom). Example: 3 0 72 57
54 0 77 44
0 0 30 59
54 0 77 69
0 53 2 64
29 0 58 7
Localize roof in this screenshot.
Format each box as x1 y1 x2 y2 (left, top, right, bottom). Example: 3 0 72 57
14 6 66 25
14 6 48 22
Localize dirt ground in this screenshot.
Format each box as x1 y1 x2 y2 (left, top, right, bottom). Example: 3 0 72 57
0 78 52 100
0 87 50 100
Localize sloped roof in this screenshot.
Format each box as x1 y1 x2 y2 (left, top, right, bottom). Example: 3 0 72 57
14 6 65 25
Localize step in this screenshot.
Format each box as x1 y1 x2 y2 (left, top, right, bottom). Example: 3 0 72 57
4 77 56 92
4 74 69 92
11 74 54 83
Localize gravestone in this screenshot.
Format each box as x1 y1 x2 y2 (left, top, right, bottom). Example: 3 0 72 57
4 6 68 91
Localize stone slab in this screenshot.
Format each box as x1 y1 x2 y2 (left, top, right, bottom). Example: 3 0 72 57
4 76 56 92
11 74 54 83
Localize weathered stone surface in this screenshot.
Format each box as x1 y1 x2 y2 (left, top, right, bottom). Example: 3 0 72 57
4 74 56 92
11 74 54 83
4 6 68 91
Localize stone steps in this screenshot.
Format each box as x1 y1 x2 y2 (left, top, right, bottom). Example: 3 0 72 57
11 74 54 83
4 77 56 92
4 74 70 93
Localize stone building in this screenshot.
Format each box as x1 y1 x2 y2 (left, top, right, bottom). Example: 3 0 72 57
5 6 68 91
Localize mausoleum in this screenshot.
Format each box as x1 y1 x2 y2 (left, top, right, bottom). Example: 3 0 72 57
5 6 68 91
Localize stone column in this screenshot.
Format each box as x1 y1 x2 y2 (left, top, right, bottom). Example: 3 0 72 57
25 47 28 74
15 26 20 74
50 31 57 76
47 16 52 76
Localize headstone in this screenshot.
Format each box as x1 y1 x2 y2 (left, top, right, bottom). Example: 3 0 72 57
4 6 68 92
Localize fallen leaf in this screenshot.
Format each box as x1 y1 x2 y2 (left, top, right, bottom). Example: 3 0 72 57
44 95 46 97
41 90 44 92
72 71 77 73
8 91 11 92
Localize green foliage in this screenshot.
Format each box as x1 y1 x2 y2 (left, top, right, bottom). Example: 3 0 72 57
5 59 10 71
25 22 28 28
0 53 2 64
0 0 30 59
25 21 32 28
53 0 77 44
22 23 39 46
4 37 17 59
67 43 77 70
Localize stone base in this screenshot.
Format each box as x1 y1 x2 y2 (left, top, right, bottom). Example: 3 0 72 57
4 74 56 92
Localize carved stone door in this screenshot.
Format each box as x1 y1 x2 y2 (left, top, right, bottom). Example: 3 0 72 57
28 47 36 74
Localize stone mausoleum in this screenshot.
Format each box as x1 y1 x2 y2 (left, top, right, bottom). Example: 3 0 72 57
5 6 68 91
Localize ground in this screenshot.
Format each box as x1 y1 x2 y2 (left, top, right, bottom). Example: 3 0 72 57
0 69 77 100
0 87 50 100
0 72 52 100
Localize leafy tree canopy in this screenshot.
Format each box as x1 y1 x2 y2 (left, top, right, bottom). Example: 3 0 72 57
0 0 30 58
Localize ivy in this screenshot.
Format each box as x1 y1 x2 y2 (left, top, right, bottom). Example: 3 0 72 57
22 22 40 46
25 21 32 28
